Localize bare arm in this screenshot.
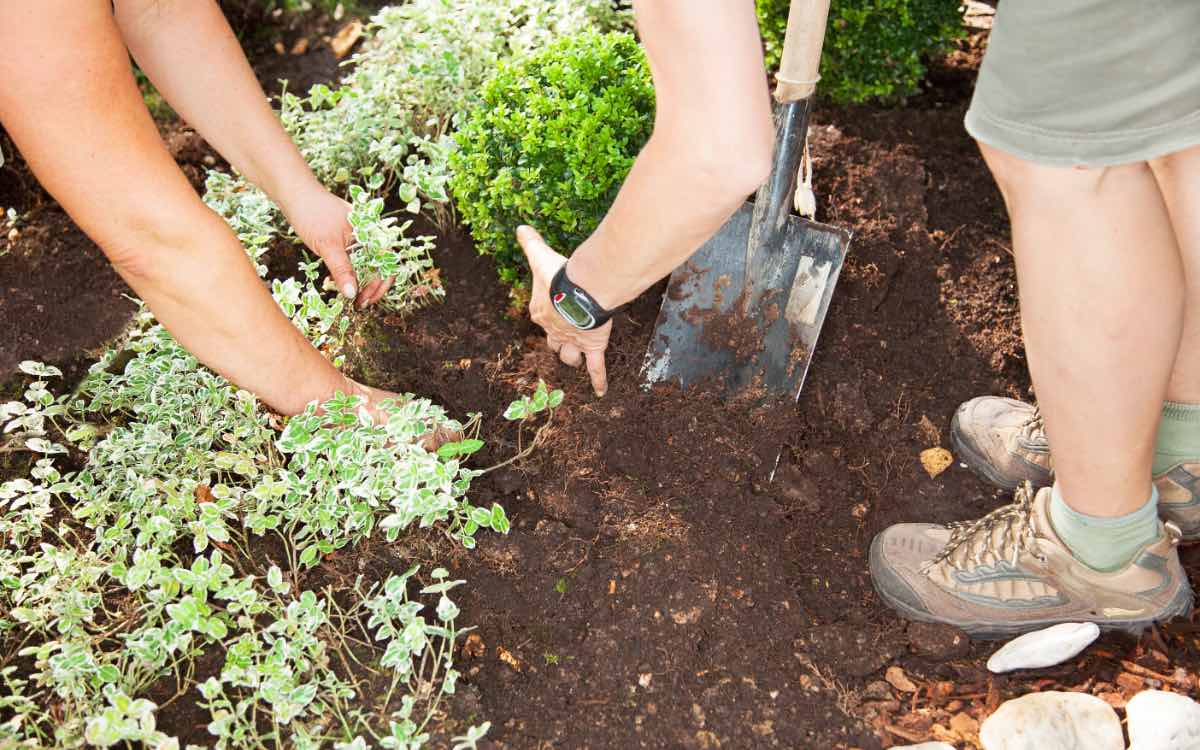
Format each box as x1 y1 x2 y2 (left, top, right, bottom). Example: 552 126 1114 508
112 0 392 306
518 0 774 395
0 1 376 414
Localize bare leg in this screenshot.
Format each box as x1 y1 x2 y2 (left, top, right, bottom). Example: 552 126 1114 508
981 143 1185 517
1153 145 1200 403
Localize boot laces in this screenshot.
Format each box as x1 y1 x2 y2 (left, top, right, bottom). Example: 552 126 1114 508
922 482 1046 573
1019 404 1046 443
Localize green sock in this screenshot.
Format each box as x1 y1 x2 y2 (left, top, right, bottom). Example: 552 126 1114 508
1049 483 1159 572
1154 401 1200 476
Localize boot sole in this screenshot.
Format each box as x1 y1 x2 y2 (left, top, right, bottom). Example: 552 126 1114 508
869 534 1195 640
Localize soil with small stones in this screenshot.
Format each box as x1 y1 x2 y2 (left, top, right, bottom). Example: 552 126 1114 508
4 23 1200 750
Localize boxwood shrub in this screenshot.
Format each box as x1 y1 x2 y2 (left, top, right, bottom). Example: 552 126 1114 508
756 0 964 104
449 31 655 294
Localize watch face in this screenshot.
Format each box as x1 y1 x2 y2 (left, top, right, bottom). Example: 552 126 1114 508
553 290 596 329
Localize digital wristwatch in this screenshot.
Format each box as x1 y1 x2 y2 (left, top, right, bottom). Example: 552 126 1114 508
549 263 617 331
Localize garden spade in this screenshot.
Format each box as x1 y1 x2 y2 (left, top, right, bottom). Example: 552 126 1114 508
641 0 850 405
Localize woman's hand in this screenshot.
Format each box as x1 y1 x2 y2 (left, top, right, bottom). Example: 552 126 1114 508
338 376 462 451
517 225 611 397
284 185 394 309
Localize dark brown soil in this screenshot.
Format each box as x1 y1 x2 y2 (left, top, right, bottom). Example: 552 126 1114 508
4 22 1199 750
0 208 136 379
0 121 225 381
348 30 1200 749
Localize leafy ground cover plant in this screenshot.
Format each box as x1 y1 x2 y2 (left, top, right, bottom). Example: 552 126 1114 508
280 0 630 229
0 339 557 746
0 6 579 743
756 0 964 104
449 31 654 296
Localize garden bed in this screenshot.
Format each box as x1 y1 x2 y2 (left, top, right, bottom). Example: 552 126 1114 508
341 61 1200 747
2 15 1199 750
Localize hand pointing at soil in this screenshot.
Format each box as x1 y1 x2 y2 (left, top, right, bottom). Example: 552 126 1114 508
512 1 775 401
517 225 612 397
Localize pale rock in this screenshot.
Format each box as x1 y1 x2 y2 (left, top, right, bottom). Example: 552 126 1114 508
986 622 1099 673
1127 689 1200 750
892 744 956 750
979 691 1123 750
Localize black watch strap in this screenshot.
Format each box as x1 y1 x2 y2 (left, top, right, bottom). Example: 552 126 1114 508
549 264 616 330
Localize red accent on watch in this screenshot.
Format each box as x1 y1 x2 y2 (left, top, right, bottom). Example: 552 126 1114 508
553 292 565 303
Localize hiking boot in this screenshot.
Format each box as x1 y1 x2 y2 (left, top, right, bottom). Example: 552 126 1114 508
952 395 1200 540
869 484 1193 639
1155 463 1200 539
949 396 1052 491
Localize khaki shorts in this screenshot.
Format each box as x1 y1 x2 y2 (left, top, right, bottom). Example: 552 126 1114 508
965 0 1200 167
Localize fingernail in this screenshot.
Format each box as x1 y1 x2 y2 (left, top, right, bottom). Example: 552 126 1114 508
342 283 357 299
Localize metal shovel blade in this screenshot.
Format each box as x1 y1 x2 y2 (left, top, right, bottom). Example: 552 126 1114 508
641 100 851 402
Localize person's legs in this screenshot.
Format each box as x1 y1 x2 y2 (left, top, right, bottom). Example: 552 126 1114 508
869 145 1192 634
1155 146 1200 403
1147 145 1200 533
952 144 1200 537
986 145 1184 521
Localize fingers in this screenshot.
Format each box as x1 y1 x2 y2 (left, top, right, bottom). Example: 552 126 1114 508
322 244 359 301
559 343 583 368
357 277 384 309
516 224 563 277
584 348 608 397
369 276 395 306
552 341 608 396
517 224 607 396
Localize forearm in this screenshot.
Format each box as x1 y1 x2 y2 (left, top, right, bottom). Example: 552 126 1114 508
568 132 760 309
113 0 321 209
116 216 348 414
0 0 346 416
567 0 775 309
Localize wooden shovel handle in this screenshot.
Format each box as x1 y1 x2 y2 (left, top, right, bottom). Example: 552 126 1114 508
774 0 832 102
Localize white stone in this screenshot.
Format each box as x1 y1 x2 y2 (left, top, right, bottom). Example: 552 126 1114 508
986 622 1100 673
1127 689 1200 750
892 744 956 750
979 691 1123 750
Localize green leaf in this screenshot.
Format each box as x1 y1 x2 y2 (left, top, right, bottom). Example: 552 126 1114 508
298 545 320 568
96 664 121 684
490 503 510 534
18 361 61 378
470 506 493 528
